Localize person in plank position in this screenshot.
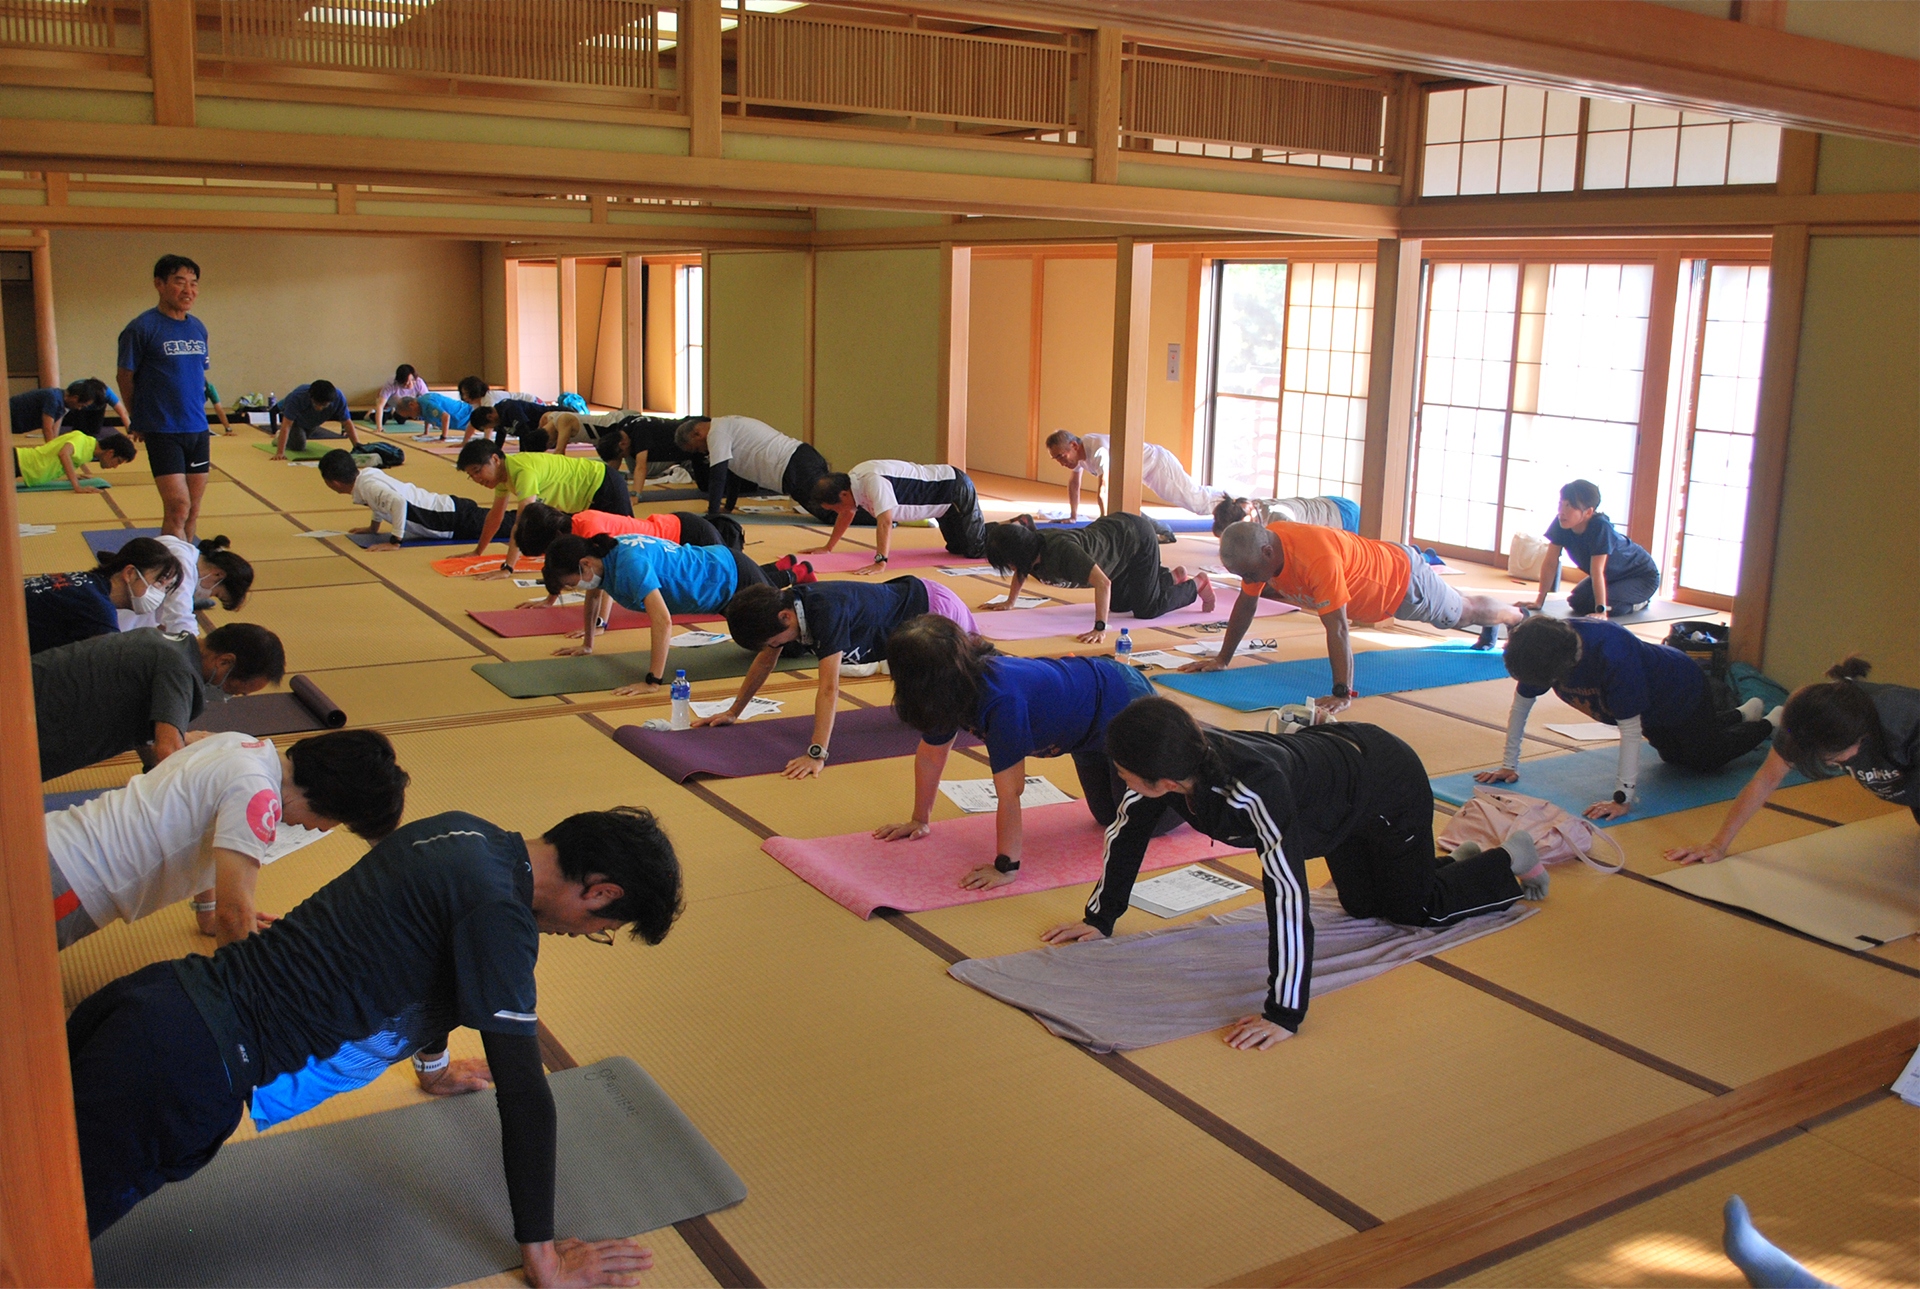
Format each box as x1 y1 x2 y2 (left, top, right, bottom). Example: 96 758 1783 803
271 379 361 458
66 803 681 1289
510 503 742 609
877 614 1178 889
674 415 835 522
318 450 517 550
47 729 408 950
589 414 699 485
1668 656 1919 864
116 535 254 636
13 429 137 493
1211 493 1361 535
807 459 989 567
1477 615 1780 821
696 577 980 779
394 390 476 442
371 363 430 430
1520 478 1661 619
11 379 109 443
1187 521 1523 705
1044 697 1544 1048
457 439 631 573
33 624 285 780
23 538 181 654
538 534 813 692
983 513 1214 646
1045 429 1225 520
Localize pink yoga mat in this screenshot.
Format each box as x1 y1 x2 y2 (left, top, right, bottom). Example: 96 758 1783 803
469 606 722 638
802 549 989 574
973 596 1294 641
763 800 1246 918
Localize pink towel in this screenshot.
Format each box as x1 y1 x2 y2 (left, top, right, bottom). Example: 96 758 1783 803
762 800 1245 918
973 596 1294 641
803 549 989 573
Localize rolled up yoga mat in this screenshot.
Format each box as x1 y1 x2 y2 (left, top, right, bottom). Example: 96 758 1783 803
468 605 722 637
1152 643 1510 712
84 527 162 554
189 675 347 735
90 1056 747 1289
974 594 1292 642
473 641 808 697
762 799 1240 918
949 887 1535 1052
614 704 981 782
1428 742 1805 825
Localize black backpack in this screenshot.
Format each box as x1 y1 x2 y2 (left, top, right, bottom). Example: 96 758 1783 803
355 441 405 469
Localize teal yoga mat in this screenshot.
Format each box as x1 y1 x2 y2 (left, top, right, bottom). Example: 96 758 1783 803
251 441 335 460
1429 742 1806 825
1152 644 1510 711
474 640 809 697
18 476 109 491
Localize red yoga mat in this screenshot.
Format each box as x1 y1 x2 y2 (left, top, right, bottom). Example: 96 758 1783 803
469 605 722 638
613 705 979 782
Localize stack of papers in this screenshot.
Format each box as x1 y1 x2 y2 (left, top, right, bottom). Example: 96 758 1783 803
670 630 730 647
688 696 782 720
1174 638 1275 656
1129 865 1254 918
1895 1045 1920 1107
1119 649 1190 669
939 776 1074 814
1545 723 1620 741
17 524 55 537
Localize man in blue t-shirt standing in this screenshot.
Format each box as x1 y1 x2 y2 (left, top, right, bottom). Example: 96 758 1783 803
116 255 213 541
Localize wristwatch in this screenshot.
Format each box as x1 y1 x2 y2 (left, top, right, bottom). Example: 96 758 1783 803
807 743 827 761
1613 789 1629 805
1331 682 1352 698
1092 619 1108 632
993 854 1021 873
646 672 664 686
499 560 514 572
873 554 889 564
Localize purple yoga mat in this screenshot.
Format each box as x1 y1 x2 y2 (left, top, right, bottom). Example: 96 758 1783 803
804 549 988 573
189 676 346 735
973 595 1294 641
613 704 980 782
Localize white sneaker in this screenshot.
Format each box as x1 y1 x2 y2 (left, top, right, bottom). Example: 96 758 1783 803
1764 704 1785 730
1738 697 1765 722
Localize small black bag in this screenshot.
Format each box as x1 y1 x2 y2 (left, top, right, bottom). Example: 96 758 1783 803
355 440 405 469
1664 620 1729 677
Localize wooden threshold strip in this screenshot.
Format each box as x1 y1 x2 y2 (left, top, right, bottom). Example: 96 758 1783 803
1217 1019 1919 1288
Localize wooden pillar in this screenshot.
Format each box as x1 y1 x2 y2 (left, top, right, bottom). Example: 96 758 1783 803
502 257 521 393
1090 27 1122 185
1359 238 1423 542
937 244 971 468
557 257 578 397
623 254 644 414
682 0 722 160
43 172 68 207
333 184 355 217
30 231 58 387
1108 237 1152 514
1730 225 1809 667
801 249 816 443
146 0 196 128
0 301 94 1289
1627 252 1682 548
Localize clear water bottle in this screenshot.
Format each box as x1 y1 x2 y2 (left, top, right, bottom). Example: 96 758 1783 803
669 669 691 730
1115 627 1132 660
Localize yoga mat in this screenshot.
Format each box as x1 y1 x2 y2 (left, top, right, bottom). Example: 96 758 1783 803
762 799 1240 918
85 526 162 554
1655 812 1919 949
469 605 721 637
188 676 347 735
347 531 466 548
805 549 987 573
474 641 808 697
1037 516 1215 533
44 788 110 813
629 486 712 502
19 477 110 491
974 595 1293 642
950 886 1535 1051
434 554 543 577
1429 742 1808 824
89 1056 747 1289
250 441 335 460
1153 643 1509 711
613 704 981 782
1537 596 1703 626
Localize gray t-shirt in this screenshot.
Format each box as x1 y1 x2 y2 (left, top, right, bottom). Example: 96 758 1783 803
33 628 206 780
1773 681 1920 808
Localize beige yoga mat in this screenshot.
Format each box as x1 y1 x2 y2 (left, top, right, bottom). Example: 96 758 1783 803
1655 812 1920 950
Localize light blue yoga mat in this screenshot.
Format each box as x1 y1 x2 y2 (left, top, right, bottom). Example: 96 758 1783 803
1152 644 1510 711
1429 742 1806 825
44 788 110 813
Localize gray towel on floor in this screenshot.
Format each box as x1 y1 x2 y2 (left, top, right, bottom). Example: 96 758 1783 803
949 886 1535 1052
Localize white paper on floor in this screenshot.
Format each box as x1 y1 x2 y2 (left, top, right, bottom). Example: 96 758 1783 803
1895 1046 1920 1107
938 566 991 577
296 530 346 538
263 822 329 863
1119 650 1190 669
1174 638 1276 655
939 775 1075 814
1129 865 1254 918
689 696 782 720
18 524 56 537
671 631 729 647
1545 722 1620 741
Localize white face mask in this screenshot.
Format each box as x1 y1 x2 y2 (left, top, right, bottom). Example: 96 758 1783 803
577 573 602 591
130 571 168 614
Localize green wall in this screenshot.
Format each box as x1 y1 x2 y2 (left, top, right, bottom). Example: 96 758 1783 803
811 248 942 467
707 251 808 434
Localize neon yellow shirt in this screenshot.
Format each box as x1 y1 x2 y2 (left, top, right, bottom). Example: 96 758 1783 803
16 431 97 487
498 453 605 513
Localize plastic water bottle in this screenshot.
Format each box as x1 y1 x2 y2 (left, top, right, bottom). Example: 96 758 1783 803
669 670 691 730
1115 627 1132 660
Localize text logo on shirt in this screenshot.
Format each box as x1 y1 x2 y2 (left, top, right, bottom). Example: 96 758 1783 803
247 790 282 844
161 339 208 356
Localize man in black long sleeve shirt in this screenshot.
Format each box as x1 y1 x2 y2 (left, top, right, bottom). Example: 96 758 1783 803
67 807 682 1287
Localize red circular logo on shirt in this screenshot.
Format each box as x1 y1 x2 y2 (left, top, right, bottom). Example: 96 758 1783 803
247 790 282 844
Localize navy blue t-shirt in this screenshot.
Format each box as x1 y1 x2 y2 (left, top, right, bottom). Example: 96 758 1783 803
116 308 210 435
172 811 541 1130
280 383 350 431
10 387 65 434
795 576 929 666
22 570 118 653
926 654 1149 772
1518 617 1706 727
1545 511 1658 585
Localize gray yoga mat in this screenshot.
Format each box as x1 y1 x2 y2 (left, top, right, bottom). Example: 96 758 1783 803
92 1056 747 1289
1536 596 1702 625
474 641 809 697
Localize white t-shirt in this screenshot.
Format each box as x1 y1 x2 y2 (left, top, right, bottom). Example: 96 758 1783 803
849 460 958 522
117 533 201 637
482 390 537 406
352 466 458 539
1075 433 1112 478
45 732 285 930
706 416 801 491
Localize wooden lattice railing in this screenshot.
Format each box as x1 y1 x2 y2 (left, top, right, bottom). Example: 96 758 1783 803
0 0 138 53
1124 54 1387 161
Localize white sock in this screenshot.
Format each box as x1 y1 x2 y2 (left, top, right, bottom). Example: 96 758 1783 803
1764 704 1784 731
1738 697 1765 722
1505 830 1549 900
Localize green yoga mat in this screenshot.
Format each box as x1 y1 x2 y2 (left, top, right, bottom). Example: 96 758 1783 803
17 476 109 491
475 640 809 697
90 1057 747 1289
251 441 336 460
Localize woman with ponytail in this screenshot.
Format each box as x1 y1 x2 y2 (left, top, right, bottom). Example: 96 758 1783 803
116 534 253 638
539 533 813 694
1668 657 1920 863
23 538 182 653
982 512 1213 645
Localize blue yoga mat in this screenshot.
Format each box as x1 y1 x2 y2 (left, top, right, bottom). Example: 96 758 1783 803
1429 743 1806 826
1037 516 1215 533
84 526 162 554
44 788 109 813
1153 644 1510 711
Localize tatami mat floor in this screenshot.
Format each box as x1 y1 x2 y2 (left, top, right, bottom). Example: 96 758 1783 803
41 436 1918 1287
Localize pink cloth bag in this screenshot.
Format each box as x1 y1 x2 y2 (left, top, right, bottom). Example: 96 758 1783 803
1437 787 1625 873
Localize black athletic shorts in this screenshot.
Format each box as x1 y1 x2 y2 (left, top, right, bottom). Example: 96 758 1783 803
144 431 212 477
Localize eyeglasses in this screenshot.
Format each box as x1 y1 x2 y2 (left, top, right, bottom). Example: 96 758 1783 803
579 927 617 947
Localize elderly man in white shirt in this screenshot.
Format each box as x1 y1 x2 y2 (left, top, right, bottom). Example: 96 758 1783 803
675 414 836 522
1046 429 1227 520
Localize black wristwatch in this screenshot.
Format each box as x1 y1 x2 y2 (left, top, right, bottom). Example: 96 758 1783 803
645 672 664 686
1613 789 1629 805
1331 682 1351 698
993 854 1021 873
1092 619 1108 632
499 560 514 572
873 554 889 564
807 743 827 761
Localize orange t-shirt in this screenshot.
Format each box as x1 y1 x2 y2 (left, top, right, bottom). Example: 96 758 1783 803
571 511 681 543
1238 522 1411 623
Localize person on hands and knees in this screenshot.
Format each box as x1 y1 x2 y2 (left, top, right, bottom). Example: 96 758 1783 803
1519 479 1661 620
11 378 109 444
1045 429 1226 520
1044 698 1543 1049
983 513 1213 646
271 380 359 459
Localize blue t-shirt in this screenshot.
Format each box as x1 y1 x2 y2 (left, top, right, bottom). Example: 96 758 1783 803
22 570 118 654
1327 495 1361 533
280 382 350 431
928 654 1151 773
604 535 737 615
1545 511 1658 585
794 577 929 666
1518 617 1705 728
418 391 473 430
10 387 65 433
116 308 210 435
